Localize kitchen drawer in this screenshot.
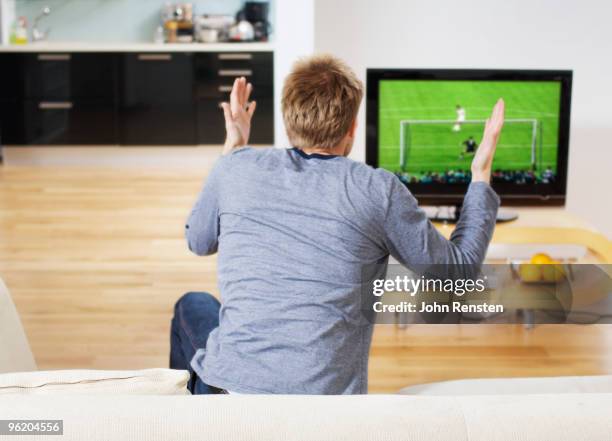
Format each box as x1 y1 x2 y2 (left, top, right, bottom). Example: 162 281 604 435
121 53 194 104
120 101 197 145
23 53 116 100
13 99 117 145
196 52 272 71
198 80 273 102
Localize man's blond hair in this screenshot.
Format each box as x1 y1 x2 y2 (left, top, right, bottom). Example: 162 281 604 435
282 54 363 150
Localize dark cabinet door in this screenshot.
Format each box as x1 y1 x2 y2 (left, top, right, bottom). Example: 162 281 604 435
0 54 25 100
249 96 274 145
15 100 116 145
119 53 196 145
22 53 116 100
196 100 225 145
0 99 22 144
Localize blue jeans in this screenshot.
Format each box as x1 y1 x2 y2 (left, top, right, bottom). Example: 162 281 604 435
170 292 223 394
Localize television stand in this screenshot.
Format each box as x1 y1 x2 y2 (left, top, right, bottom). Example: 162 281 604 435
426 204 518 224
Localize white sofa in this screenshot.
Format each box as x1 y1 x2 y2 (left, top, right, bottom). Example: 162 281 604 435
3 393 612 441
0 277 36 373
1 277 612 441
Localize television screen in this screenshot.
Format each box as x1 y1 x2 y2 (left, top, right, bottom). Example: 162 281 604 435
366 70 572 206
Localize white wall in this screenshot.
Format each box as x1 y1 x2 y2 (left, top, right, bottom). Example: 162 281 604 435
13 0 251 43
274 0 315 148
315 0 612 237
0 0 16 44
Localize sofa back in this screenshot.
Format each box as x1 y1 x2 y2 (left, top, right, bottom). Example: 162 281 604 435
0 277 36 373
2 393 611 441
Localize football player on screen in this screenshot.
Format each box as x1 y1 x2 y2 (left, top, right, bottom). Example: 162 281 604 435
453 104 466 132
459 136 478 159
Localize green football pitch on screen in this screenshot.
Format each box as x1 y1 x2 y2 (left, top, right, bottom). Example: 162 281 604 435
378 80 561 176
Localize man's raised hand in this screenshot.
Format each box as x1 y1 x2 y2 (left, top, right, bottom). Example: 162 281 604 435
221 77 257 155
471 99 505 183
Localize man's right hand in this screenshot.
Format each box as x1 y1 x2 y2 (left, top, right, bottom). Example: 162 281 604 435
221 77 257 155
471 99 505 183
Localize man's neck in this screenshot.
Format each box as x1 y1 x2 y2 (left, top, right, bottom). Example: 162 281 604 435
300 145 346 156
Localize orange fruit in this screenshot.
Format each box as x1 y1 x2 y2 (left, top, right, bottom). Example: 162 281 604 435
519 264 542 282
530 253 553 264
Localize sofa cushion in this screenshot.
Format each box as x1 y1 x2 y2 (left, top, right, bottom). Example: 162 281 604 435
0 278 36 373
0 368 190 395
399 375 612 395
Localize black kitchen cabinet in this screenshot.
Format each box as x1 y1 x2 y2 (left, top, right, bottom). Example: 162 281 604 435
119 52 196 145
1 49 274 146
0 52 118 145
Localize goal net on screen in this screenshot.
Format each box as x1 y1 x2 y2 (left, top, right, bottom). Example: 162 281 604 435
398 119 541 172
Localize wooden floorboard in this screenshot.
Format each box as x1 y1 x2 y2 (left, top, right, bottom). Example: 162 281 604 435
1 166 610 393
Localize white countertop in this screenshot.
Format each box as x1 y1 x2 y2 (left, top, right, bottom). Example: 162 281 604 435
0 41 274 53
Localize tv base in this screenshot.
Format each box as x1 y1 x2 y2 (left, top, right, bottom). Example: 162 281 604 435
426 205 518 224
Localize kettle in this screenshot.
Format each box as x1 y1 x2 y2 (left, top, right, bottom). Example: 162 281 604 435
229 20 254 41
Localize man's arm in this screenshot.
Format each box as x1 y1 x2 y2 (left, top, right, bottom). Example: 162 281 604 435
185 161 223 256
383 99 504 267
383 179 499 267
185 77 257 255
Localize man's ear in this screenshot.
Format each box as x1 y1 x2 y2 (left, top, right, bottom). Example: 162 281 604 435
349 119 358 138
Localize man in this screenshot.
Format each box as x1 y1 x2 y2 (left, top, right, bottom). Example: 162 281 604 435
170 55 504 394
460 135 478 159
453 104 466 132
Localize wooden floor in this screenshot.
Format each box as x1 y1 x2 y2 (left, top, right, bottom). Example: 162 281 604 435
1 166 610 393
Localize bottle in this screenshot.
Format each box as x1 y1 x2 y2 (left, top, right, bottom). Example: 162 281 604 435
154 25 165 44
11 17 29 45
165 20 178 43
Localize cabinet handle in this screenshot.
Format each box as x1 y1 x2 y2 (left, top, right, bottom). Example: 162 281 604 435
137 54 172 61
39 102 73 110
218 85 233 93
218 53 253 60
218 69 253 77
37 54 71 61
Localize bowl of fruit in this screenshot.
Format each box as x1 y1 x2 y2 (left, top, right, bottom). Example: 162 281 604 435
513 253 569 284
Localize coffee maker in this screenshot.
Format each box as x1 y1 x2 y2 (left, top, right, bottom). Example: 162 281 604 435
239 1 270 41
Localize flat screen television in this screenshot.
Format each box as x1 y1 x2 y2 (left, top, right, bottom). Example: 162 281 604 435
366 69 572 220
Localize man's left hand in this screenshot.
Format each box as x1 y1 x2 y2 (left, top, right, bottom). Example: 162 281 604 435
221 77 257 155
